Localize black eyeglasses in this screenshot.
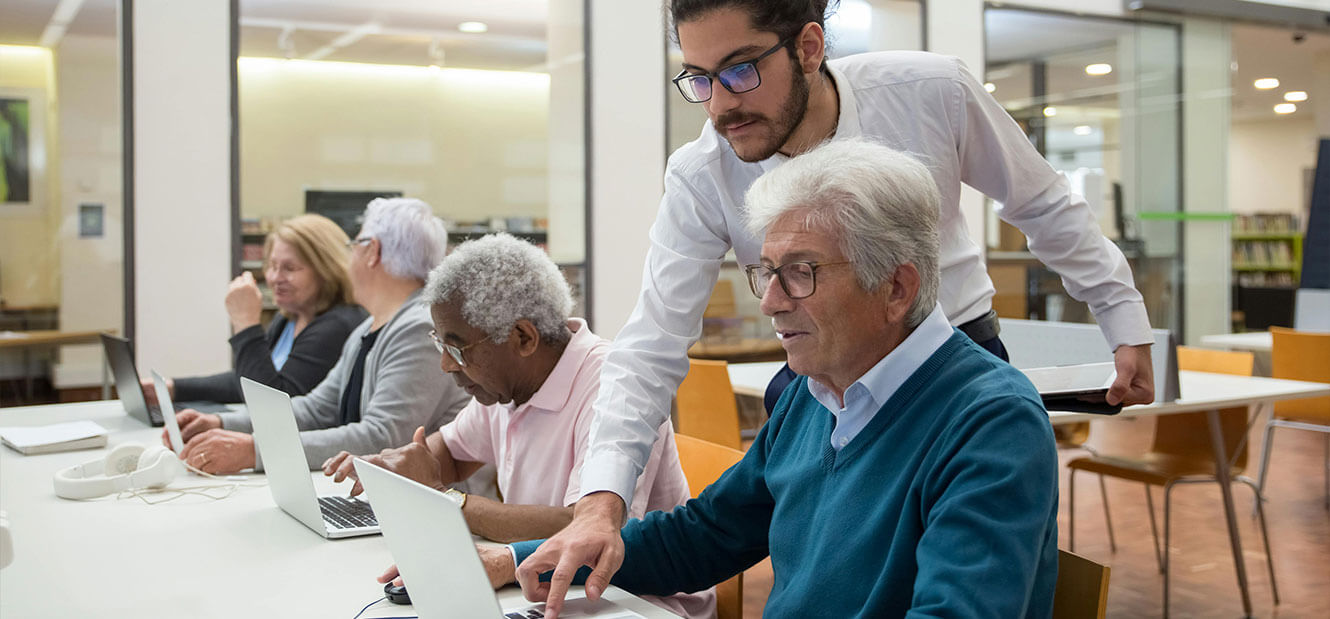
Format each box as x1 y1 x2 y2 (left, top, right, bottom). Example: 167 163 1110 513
743 261 850 300
430 330 490 368
672 37 791 103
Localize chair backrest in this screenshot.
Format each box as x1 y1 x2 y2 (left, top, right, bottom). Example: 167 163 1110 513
1271 327 1330 423
674 434 745 500
1153 347 1255 468
1053 550 1110 619
676 359 743 449
673 434 746 619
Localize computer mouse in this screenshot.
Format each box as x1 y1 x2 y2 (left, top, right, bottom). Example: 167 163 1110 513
384 582 411 605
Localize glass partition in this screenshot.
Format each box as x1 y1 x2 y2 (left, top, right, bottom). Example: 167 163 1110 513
0 1 124 405
984 7 1183 334
237 0 586 314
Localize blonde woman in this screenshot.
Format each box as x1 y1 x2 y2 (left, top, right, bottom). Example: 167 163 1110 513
160 214 367 403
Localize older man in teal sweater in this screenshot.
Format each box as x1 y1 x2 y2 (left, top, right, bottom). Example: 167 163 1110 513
495 139 1059 618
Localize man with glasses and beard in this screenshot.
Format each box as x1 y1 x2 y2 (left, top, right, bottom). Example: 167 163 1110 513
520 2 1149 615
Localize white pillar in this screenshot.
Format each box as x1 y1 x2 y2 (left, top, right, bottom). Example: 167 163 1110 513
546 0 585 268
1180 17 1231 344
586 0 666 337
131 0 232 375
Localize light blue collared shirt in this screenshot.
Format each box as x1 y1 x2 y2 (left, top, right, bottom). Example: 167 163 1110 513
807 304 955 451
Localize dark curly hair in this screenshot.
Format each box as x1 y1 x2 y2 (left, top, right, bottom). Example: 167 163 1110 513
668 0 838 69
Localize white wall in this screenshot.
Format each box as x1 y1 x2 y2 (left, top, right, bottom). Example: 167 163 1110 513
132 0 232 376
587 0 665 337
1229 117 1320 215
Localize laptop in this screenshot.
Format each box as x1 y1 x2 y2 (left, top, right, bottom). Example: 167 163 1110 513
353 458 646 619
99 334 230 427
151 369 186 453
241 377 379 539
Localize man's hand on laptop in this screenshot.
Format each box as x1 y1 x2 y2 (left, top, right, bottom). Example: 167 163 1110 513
323 427 443 496
515 491 626 619
163 410 221 447
178 429 255 474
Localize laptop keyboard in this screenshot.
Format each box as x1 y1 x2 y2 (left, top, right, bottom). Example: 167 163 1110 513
319 496 377 529
506 610 544 619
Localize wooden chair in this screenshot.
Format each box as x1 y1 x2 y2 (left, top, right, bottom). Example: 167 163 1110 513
1257 327 1330 510
1052 550 1110 619
676 359 743 450
674 434 746 619
1066 346 1276 617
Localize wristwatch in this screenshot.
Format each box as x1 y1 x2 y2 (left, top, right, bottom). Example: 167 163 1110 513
443 488 468 509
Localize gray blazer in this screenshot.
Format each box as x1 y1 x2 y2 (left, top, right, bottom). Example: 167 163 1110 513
220 288 471 471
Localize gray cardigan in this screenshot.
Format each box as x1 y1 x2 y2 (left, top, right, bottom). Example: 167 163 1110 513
219 288 471 472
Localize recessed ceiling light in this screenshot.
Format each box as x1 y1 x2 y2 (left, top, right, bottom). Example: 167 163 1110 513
1043 106 1057 117
458 21 488 34
1254 78 1279 90
1284 91 1308 102
1073 125 1092 136
1085 63 1112 76
1274 103 1296 114
983 82 996 93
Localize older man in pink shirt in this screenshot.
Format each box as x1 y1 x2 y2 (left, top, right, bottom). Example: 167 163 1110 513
326 233 713 619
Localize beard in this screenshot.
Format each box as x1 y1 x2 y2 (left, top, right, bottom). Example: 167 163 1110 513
716 60 811 163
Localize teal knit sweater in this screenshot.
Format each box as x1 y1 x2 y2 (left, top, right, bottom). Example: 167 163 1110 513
516 331 1059 617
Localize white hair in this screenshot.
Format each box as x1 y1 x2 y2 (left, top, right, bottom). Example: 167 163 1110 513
359 197 448 281
424 233 574 345
743 138 941 328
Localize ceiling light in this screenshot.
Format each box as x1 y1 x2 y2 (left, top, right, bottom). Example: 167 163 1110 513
984 82 996 93
1254 78 1279 90
1274 103 1296 114
458 21 488 34
1284 91 1308 102
1073 125 1092 136
1084 63 1112 76
1042 106 1057 117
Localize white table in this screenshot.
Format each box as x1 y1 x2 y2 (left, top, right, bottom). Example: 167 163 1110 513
0 401 674 618
1198 332 1273 353
727 362 1330 618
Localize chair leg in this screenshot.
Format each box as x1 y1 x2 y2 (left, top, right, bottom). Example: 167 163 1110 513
1099 475 1116 553
1240 477 1280 606
1163 482 1175 619
1145 484 1163 572
1068 468 1076 552
1254 420 1277 517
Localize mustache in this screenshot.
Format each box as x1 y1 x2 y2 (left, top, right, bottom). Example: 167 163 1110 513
716 110 765 128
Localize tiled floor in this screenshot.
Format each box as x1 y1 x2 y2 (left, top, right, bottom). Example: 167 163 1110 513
737 412 1330 618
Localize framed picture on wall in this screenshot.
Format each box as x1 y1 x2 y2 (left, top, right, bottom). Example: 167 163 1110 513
0 88 46 214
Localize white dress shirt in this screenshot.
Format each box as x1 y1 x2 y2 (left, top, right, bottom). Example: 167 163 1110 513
807 304 954 451
581 50 1152 504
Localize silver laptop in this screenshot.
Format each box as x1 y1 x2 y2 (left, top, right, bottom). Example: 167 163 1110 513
241 377 379 539
100 333 230 427
151 369 185 454
353 459 646 619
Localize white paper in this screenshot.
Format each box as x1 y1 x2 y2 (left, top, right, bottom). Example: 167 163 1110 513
0 420 108 448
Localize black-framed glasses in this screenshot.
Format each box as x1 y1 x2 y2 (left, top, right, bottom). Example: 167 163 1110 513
345 236 373 250
743 261 851 300
671 37 791 103
430 330 490 367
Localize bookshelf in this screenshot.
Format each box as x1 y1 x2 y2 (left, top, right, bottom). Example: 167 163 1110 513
1231 213 1303 288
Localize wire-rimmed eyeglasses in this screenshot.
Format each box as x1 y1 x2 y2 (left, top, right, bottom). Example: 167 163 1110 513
743 261 851 300
671 37 791 103
429 330 490 367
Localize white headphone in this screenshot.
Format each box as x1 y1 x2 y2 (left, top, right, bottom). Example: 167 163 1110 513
53 443 181 500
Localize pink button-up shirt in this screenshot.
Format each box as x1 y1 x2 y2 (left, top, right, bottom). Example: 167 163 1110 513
440 319 713 619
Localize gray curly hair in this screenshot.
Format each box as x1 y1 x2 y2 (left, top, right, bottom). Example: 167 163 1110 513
743 138 941 328
425 233 574 345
